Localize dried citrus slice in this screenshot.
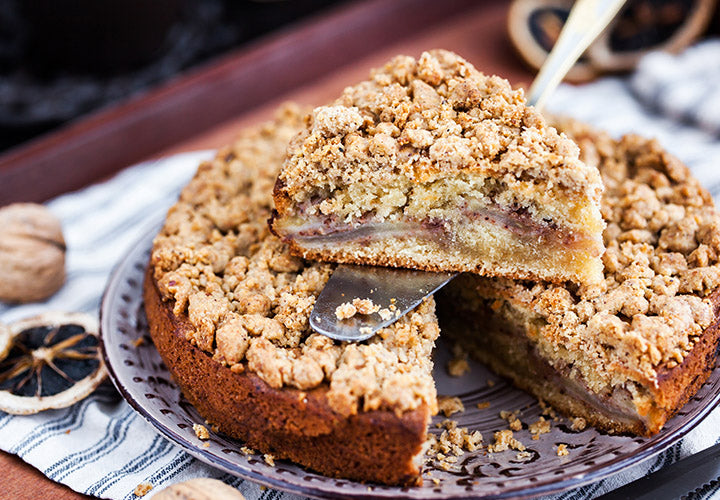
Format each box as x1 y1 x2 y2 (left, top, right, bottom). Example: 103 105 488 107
0 322 11 362
0 312 107 414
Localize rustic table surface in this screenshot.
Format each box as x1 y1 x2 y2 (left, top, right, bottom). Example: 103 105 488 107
0 0 533 498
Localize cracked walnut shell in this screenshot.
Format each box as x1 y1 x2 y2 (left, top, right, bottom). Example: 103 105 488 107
0 203 66 303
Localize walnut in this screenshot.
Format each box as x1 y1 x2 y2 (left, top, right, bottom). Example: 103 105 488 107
0 203 66 303
153 478 245 500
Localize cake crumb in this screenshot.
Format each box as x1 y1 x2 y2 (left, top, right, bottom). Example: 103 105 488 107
438 396 465 417
427 419 483 459
529 416 551 437
264 453 276 466
487 379 495 387
488 430 525 452
132 337 145 347
359 326 372 335
557 443 569 456
516 451 532 460
476 401 491 410
570 417 587 431
378 308 393 321
193 424 210 440
432 478 441 485
447 357 470 377
335 302 357 319
240 446 256 455
202 442 210 448
352 298 380 315
133 482 153 497
500 410 522 431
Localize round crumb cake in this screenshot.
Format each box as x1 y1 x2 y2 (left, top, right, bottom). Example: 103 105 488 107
144 89 720 485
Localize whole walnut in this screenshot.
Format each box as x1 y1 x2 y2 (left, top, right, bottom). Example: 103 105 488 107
153 478 246 500
0 203 66 303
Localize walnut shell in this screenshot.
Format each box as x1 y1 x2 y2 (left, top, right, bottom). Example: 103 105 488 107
0 203 66 303
153 478 246 500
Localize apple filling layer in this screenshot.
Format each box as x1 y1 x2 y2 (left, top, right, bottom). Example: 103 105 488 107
273 201 603 283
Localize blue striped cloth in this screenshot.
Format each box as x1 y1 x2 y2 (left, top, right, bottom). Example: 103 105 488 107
2 40 720 499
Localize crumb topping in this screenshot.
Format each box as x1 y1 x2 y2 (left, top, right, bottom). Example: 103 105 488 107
487 429 525 452
193 423 209 440
133 483 153 497
463 120 720 396
437 395 464 417
426 419 483 469
335 298 380 319
277 50 602 216
150 104 439 416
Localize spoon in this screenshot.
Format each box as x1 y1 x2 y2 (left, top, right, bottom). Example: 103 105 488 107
309 0 626 342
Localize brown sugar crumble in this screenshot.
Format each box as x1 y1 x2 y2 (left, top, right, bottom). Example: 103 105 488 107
437 396 465 417
264 454 276 466
427 419 483 467
529 416 551 437
133 482 153 497
476 401 491 410
193 423 210 440
487 429 525 453
335 302 357 320
557 443 569 456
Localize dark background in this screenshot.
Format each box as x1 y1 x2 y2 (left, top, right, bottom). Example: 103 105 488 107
0 0 346 153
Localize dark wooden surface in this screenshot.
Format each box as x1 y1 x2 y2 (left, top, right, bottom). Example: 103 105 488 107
0 0 532 497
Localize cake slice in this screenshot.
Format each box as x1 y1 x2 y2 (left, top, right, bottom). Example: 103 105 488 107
271 50 606 285
438 119 720 435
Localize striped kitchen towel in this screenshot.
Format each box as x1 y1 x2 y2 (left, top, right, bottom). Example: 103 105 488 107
3 39 720 500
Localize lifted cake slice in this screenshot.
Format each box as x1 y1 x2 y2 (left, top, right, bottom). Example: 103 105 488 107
270 50 606 285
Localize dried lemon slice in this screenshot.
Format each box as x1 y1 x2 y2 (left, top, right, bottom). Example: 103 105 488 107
0 322 11 362
0 312 107 414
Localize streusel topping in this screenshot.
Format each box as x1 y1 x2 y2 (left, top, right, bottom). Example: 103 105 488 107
150 104 439 416
277 49 602 212
468 119 720 392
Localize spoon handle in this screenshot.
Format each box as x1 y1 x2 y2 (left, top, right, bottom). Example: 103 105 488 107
526 0 626 110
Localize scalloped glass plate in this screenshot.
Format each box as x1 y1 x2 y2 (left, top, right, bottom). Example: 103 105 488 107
100 193 720 500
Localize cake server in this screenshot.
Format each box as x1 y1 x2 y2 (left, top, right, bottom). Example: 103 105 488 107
310 0 626 342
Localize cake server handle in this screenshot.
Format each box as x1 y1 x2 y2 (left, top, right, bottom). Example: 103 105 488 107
527 0 626 111
310 0 626 342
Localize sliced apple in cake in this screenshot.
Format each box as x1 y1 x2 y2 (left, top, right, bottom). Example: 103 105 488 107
271 50 606 285
438 119 720 435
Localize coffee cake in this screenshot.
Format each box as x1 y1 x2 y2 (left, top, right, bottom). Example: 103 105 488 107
439 118 720 435
271 50 605 285
145 104 439 485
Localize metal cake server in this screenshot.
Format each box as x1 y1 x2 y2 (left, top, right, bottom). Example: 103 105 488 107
310 0 626 342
